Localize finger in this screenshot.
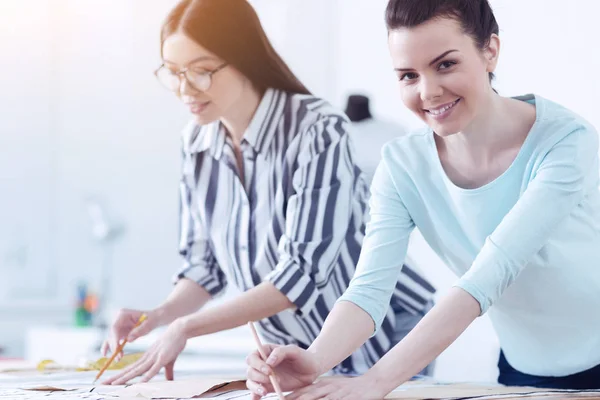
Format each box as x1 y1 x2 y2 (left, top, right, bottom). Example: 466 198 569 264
246 379 272 398
266 345 299 367
103 350 153 385
114 346 124 363
164 360 175 381
109 312 128 350
139 360 163 383
106 355 154 385
100 340 109 357
128 320 153 342
109 359 153 385
259 343 278 356
110 340 125 363
246 351 272 375
102 369 126 385
108 335 125 360
102 362 136 385
107 336 118 356
102 360 133 385
286 382 329 400
246 366 272 385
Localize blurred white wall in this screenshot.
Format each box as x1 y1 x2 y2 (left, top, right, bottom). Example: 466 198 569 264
1 0 598 383
0 0 184 356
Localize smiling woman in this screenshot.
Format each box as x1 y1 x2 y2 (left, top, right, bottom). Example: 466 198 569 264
100 0 435 387
245 0 600 398
388 12 500 137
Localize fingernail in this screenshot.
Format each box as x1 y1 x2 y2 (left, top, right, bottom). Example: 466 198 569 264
266 356 277 365
258 386 265 395
261 367 269 374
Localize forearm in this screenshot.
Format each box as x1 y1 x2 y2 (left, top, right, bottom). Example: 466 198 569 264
155 278 213 326
308 301 375 375
180 282 294 337
367 287 480 395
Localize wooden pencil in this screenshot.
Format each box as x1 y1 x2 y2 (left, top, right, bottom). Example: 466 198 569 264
248 321 286 400
93 313 147 383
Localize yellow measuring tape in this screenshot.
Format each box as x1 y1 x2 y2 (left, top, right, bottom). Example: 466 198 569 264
36 353 144 372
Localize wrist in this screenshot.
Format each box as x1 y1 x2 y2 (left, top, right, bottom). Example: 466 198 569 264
153 303 177 326
307 347 329 377
177 314 201 340
363 366 398 396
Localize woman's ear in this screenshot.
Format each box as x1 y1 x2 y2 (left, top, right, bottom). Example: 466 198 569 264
484 33 500 74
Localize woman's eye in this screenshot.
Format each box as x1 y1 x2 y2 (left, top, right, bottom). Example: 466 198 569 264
438 60 456 70
400 72 418 81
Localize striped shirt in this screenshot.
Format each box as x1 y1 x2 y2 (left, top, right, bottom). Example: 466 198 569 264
176 88 436 374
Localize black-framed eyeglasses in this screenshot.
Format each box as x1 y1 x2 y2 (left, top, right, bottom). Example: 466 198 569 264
154 62 228 92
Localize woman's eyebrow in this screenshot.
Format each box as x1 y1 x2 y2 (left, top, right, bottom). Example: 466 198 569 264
394 49 459 72
163 55 216 65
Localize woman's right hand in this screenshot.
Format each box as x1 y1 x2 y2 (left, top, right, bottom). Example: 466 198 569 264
101 308 164 360
245 344 321 399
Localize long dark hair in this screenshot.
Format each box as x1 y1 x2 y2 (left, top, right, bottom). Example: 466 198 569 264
385 0 499 82
161 0 311 95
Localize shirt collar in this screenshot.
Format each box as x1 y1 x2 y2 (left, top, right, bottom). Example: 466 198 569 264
242 88 283 154
184 88 285 158
183 120 225 159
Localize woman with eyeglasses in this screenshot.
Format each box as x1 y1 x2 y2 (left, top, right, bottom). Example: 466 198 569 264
101 0 436 385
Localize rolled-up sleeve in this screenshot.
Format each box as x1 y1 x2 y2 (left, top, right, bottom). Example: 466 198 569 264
174 163 227 297
454 125 598 314
264 117 357 316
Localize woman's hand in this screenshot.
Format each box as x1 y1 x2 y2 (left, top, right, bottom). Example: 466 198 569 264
245 344 321 399
101 308 164 361
285 375 386 400
102 318 189 385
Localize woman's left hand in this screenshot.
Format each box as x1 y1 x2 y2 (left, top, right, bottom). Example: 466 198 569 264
285 375 387 400
102 318 189 385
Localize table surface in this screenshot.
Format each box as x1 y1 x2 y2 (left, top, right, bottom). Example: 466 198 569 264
1 361 599 400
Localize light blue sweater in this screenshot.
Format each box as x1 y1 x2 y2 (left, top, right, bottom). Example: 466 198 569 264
339 94 600 377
